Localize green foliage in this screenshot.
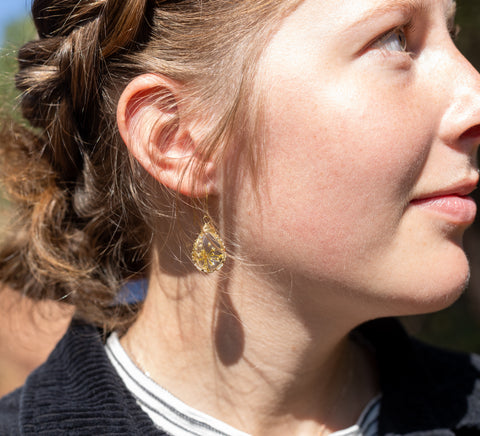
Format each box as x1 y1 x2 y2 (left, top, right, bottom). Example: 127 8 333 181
0 17 37 214
0 17 36 119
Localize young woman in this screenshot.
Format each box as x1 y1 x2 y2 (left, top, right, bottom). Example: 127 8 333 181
1 0 480 434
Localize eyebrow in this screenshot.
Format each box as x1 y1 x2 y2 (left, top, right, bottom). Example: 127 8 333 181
344 0 456 32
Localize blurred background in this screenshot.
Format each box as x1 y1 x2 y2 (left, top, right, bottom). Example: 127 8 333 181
0 0 479 397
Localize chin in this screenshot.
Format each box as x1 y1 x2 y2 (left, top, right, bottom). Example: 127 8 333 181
376 246 471 318
413 278 468 315
398 263 470 317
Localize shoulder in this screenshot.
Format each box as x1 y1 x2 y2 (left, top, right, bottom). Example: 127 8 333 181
410 333 480 386
0 321 165 435
407 334 480 430
357 318 480 435
358 317 480 387
0 388 22 435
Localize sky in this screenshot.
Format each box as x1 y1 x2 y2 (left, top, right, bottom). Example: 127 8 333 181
0 0 32 46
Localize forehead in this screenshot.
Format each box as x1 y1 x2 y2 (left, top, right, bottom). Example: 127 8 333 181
288 0 455 24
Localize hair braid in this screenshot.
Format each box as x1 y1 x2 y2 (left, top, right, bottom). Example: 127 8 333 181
0 0 154 328
0 0 299 328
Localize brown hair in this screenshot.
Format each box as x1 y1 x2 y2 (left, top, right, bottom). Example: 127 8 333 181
0 0 299 329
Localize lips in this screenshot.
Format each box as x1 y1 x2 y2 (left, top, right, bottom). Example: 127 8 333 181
411 195 477 224
410 176 478 225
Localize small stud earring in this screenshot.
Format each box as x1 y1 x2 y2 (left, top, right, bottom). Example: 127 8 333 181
191 215 226 273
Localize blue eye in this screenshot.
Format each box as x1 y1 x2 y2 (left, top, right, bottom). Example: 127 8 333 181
374 28 408 52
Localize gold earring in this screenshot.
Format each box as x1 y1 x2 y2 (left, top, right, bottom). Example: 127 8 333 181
191 215 226 273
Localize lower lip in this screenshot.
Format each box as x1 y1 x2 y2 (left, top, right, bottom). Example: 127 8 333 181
411 195 477 224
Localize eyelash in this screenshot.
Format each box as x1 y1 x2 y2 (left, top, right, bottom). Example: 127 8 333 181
372 22 414 55
368 15 459 57
378 27 408 52
449 23 460 41
370 16 460 53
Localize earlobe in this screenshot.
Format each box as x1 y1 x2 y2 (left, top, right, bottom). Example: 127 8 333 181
117 74 218 197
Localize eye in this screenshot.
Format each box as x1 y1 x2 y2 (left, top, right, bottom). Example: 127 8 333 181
372 27 408 53
448 23 460 42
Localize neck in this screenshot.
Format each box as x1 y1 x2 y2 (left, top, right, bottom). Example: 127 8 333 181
121 267 379 435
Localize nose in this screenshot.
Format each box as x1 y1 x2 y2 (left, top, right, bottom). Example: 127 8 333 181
437 42 480 158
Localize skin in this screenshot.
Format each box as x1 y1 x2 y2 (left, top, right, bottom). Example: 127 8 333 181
118 0 480 434
0 288 72 396
238 0 480 317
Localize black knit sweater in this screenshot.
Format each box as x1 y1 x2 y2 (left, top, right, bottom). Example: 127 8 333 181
1 318 480 435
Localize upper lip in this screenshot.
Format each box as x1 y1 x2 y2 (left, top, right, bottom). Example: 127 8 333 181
412 173 479 202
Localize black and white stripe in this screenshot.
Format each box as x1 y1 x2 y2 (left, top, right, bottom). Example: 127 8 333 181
106 333 380 436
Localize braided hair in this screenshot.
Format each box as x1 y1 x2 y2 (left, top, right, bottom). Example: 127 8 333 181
0 0 298 329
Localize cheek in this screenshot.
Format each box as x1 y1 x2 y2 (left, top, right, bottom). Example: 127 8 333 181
266 72 431 189
239 78 433 277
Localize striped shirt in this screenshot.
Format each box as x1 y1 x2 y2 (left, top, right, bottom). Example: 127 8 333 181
106 332 380 436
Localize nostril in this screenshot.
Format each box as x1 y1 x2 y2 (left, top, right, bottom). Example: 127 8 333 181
460 124 480 141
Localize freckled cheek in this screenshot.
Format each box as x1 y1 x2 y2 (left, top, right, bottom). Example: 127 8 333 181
265 109 425 201
255 114 431 267
261 76 432 214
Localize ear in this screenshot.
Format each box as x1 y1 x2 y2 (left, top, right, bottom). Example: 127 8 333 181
117 74 218 197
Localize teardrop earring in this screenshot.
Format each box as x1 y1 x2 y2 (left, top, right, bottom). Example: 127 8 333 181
191 215 226 273
191 192 226 273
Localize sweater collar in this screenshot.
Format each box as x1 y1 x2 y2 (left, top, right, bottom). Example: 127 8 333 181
19 318 480 435
19 320 163 435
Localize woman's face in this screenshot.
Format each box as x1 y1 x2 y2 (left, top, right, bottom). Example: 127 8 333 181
230 0 480 317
